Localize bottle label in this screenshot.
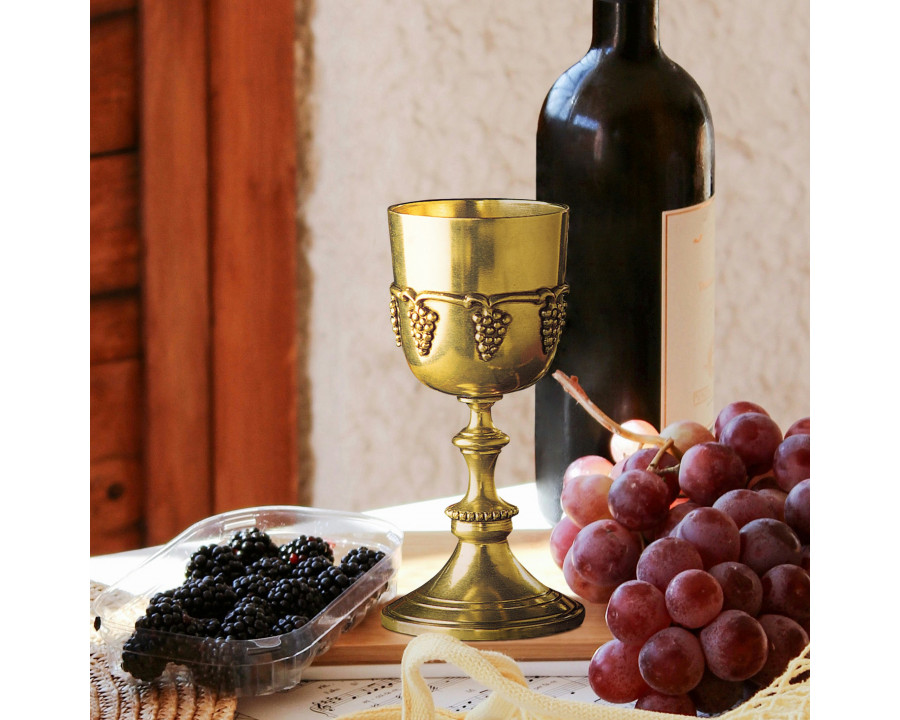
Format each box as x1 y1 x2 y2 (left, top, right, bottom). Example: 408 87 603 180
661 197 715 429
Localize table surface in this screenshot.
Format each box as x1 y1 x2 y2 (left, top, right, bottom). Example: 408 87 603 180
315 526 611 666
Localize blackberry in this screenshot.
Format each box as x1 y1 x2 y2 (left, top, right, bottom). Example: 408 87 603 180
220 597 276 640
146 588 176 607
228 527 279 565
279 535 334 566
186 543 243 582
190 637 239 692
246 555 292 582
121 633 169 681
193 616 223 638
272 614 310 634
172 576 237 619
126 595 207 676
266 577 323 618
339 547 386 579
232 571 276 601
312 565 352 602
290 555 332 585
134 596 201 636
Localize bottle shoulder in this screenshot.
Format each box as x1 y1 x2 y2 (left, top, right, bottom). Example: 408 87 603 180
540 50 711 127
536 49 715 206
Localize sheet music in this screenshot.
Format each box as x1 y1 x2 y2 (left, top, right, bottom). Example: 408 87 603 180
235 672 625 719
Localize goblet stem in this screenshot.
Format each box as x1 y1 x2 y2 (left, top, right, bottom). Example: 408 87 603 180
381 393 585 640
445 396 519 523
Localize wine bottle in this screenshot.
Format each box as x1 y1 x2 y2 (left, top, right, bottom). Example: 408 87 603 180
534 0 715 524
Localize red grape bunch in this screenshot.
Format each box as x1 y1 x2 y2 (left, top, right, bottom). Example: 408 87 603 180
548 379 810 716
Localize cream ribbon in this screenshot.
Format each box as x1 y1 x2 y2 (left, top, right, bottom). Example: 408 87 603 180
334 633 810 720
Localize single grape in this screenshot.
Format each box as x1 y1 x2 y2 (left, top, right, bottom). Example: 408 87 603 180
738 518 802 576
560 473 614 528
755 487 787 522
634 690 697 715
772 434 810 493
637 536 704 593
563 455 614 489
562 549 617 604
708 561 763 616
549 515 580 569
783 478 810 543
784 417 810 438
751 613 810 688
665 568 724 629
760 564 810 623
570 518 642 589
588 639 651 704
713 401 770 439
647 500 702 541
713 488 779 529
638 626 706 695
610 419 659 462
621 447 680 503
660 419 715 455
617 446 670 473
606 580 671 646
678 442 748 506
689 667 747 715
699 609 769 682
607 469 671 531
673 507 741 570
718 412 783 477
748 474 779 491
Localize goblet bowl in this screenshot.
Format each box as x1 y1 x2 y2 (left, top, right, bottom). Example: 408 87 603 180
389 198 569 397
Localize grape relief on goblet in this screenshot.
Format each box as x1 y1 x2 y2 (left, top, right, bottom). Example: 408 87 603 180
389 284 568 361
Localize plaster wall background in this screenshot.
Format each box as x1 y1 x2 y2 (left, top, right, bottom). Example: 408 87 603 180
303 0 810 512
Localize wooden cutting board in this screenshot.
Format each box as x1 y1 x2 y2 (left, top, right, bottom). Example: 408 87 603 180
313 529 612 666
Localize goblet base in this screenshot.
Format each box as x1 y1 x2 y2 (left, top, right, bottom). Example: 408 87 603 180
381 522 584 641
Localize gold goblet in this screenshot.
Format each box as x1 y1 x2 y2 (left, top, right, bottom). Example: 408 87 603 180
383 198 585 640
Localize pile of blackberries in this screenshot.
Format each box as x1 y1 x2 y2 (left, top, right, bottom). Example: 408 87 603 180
120 527 386 683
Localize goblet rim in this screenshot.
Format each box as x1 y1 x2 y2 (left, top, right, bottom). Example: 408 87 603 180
388 197 569 221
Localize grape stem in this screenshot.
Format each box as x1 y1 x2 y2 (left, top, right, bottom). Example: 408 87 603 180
551 370 684 461
648 438 679 470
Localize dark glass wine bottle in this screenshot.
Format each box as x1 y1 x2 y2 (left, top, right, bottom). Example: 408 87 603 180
534 0 715 524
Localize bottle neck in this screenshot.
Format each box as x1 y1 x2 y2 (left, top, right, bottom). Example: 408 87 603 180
591 0 660 57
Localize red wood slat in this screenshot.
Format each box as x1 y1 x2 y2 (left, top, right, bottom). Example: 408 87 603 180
91 0 136 19
91 295 143 553
140 0 213 545
91 456 143 555
90 11 138 154
90 359 142 462
90 293 141 365
90 153 140 294
208 1 299 512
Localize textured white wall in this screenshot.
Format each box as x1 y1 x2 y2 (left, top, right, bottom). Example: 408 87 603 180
305 0 810 512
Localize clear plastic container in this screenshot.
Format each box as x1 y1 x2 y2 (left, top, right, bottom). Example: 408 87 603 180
91 505 403 696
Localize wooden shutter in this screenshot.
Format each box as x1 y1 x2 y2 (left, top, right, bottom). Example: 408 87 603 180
90 0 309 554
